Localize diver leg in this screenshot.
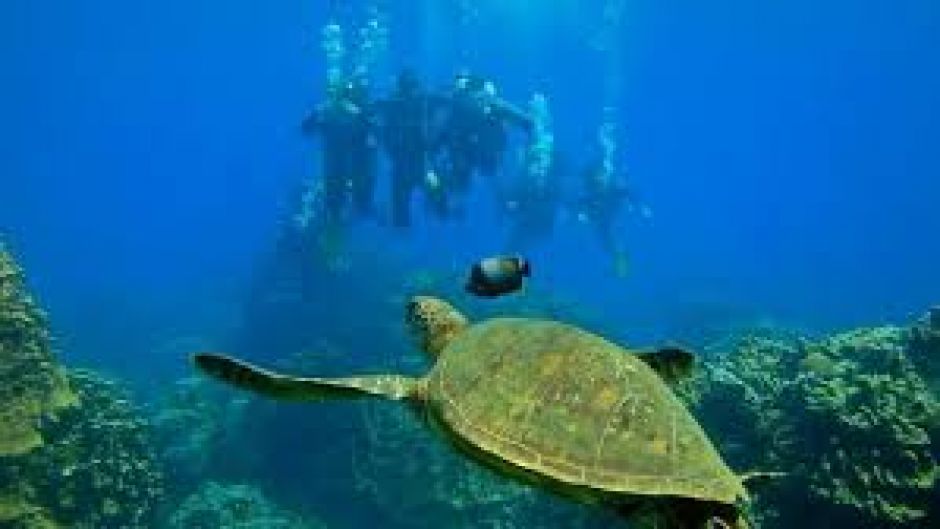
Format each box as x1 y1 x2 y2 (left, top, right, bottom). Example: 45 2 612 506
352 149 377 216
391 164 413 228
323 160 345 223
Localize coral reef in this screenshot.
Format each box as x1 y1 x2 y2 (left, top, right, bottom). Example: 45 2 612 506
798 327 937 524
683 312 940 528
152 376 252 490
1 369 166 529
0 494 58 529
907 306 940 393
0 246 76 456
166 481 325 529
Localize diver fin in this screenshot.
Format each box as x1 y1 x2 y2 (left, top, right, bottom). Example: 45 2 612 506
193 353 420 401
636 347 695 384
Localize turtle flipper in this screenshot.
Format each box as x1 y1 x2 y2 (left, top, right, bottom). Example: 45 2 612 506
193 353 421 401
636 347 695 384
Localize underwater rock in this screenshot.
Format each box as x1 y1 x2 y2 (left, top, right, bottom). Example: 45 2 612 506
0 246 76 456
798 327 937 525
676 335 801 474
0 369 166 529
0 494 59 529
684 317 939 528
152 375 252 491
907 307 940 392
167 481 325 529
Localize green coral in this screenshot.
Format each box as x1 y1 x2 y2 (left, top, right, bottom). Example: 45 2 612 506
796 327 937 524
678 335 801 473
907 306 940 395
685 315 939 527
167 481 325 529
0 246 76 456
0 494 59 529
152 376 252 489
1 369 166 528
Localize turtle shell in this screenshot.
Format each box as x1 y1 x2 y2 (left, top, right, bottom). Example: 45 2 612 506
426 318 745 505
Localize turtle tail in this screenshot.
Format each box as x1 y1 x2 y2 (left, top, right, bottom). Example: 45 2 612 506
193 353 420 401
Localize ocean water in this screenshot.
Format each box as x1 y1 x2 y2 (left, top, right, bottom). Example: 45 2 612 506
1 1 938 528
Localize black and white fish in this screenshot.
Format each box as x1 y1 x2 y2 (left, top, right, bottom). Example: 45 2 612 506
465 255 531 298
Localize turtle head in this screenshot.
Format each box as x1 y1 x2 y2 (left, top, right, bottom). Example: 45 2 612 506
406 296 469 359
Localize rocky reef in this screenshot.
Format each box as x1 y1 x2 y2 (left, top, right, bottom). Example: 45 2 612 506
907 307 940 396
0 247 165 528
1 369 166 528
152 376 252 491
167 481 325 529
0 246 76 457
682 312 940 528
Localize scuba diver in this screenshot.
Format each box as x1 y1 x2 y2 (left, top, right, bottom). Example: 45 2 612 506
302 78 379 223
434 72 482 194
575 157 639 276
477 80 534 177
434 72 533 197
376 70 447 227
499 91 557 249
500 147 566 249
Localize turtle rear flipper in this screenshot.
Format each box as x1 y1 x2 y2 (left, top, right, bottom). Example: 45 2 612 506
193 353 421 401
636 347 695 384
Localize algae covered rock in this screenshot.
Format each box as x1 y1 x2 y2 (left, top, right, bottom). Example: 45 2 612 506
167 481 325 529
152 376 252 489
1 369 166 529
677 335 801 475
0 245 165 528
907 306 940 393
797 326 937 524
685 317 939 528
0 494 59 529
0 246 76 456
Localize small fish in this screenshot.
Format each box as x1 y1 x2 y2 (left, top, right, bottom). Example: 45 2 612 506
465 255 531 298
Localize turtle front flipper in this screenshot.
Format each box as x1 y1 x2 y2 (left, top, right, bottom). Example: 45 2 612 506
193 353 422 401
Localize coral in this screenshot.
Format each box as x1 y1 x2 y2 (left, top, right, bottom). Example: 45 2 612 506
907 306 940 392
685 316 940 528
0 494 58 529
797 327 937 524
676 335 801 473
167 481 325 529
0 369 165 529
0 247 161 527
0 246 76 456
152 376 251 490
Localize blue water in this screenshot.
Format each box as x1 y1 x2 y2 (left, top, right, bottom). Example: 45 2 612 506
4 1 938 376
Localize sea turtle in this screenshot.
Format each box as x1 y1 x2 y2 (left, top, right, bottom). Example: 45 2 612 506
195 296 750 528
